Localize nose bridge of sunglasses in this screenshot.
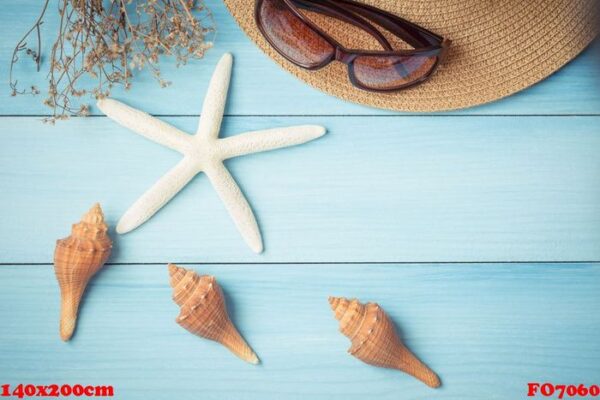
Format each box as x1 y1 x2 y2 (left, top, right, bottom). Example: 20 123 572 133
334 47 356 64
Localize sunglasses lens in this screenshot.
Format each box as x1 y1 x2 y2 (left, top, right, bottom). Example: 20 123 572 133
258 0 334 67
352 54 437 90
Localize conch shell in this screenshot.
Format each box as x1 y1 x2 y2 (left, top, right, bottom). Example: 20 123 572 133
329 296 441 388
54 203 112 341
168 264 259 364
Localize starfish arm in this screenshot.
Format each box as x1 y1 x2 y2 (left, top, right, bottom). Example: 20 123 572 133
117 158 198 234
195 53 233 140
98 98 192 154
218 125 326 159
204 162 263 253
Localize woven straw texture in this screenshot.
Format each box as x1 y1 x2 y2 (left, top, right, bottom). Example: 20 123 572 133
224 0 598 112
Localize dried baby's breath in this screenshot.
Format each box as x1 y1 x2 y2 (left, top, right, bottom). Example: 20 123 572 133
10 0 215 123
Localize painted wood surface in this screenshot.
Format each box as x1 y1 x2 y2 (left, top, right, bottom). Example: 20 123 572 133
1 263 600 399
1 0 599 116
1 1 599 399
2 116 600 263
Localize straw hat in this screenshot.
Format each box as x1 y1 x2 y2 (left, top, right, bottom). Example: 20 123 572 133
224 0 598 112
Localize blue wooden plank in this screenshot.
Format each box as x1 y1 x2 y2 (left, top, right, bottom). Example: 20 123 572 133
0 263 598 399
1 116 599 263
1 1 599 116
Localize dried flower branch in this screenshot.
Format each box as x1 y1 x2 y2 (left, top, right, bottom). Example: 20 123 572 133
10 0 215 123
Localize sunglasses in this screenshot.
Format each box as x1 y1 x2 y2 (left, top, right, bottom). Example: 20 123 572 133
255 0 450 92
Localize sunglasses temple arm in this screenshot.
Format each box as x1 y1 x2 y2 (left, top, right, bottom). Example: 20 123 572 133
292 0 394 51
323 0 444 47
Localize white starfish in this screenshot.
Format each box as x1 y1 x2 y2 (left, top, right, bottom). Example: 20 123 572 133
97 53 326 253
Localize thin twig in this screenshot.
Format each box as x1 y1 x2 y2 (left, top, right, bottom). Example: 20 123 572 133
9 0 51 94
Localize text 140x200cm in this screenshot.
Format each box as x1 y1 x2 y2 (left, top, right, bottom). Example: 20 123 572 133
1 384 114 398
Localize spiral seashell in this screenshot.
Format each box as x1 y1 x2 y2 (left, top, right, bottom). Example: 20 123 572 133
329 296 441 388
168 264 259 365
54 203 112 341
